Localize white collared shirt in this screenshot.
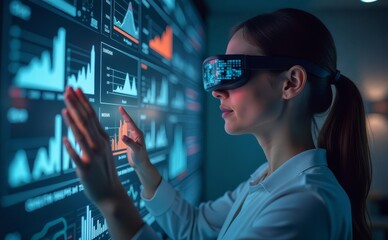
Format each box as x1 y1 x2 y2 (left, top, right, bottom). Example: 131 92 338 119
134 148 352 239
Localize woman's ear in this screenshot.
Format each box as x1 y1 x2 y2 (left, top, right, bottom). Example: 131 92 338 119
282 65 307 100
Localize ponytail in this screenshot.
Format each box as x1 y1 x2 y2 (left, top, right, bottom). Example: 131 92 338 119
317 75 372 240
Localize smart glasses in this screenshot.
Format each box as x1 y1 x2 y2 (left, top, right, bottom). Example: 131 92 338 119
202 54 333 92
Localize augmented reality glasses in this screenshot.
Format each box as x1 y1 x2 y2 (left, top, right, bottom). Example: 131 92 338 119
202 54 333 92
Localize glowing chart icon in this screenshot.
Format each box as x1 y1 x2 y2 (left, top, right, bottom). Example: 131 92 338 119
169 125 187 179
140 62 169 108
79 205 108 240
8 115 65 188
113 1 140 43
67 45 96 95
13 28 66 92
101 43 139 106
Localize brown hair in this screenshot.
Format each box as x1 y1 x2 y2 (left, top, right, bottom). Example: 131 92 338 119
233 8 372 239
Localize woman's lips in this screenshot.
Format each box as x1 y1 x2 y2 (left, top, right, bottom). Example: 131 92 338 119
220 106 233 118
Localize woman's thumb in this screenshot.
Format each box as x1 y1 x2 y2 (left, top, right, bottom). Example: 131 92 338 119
122 135 141 152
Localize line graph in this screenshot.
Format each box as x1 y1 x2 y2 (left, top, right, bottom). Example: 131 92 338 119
113 0 140 44
110 119 128 156
141 119 168 151
31 217 68 240
67 45 95 95
8 115 62 188
100 43 139 106
141 62 169 107
149 25 172 60
107 67 138 97
99 106 138 157
7 114 80 188
169 125 187 179
142 76 168 106
13 28 66 92
141 3 173 62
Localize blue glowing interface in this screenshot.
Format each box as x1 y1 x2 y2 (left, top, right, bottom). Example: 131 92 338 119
203 58 242 89
0 0 204 238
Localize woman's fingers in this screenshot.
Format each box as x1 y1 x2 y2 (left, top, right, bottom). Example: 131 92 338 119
75 88 110 141
62 108 92 162
64 87 101 148
118 106 144 144
122 135 141 152
64 87 89 124
118 106 138 130
63 136 85 168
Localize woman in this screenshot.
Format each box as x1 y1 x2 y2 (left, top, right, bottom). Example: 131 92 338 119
62 8 371 239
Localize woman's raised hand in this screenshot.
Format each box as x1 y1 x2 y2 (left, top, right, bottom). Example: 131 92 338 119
63 86 161 202
62 87 145 238
118 106 151 169
62 87 125 205
118 107 162 199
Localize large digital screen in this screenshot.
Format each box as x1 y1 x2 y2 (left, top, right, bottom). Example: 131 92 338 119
0 0 204 239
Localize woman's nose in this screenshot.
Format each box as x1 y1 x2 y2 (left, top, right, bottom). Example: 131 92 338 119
212 89 228 99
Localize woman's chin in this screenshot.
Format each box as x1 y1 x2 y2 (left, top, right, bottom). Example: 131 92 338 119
224 125 243 135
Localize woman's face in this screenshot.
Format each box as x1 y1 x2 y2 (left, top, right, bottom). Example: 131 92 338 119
212 29 285 135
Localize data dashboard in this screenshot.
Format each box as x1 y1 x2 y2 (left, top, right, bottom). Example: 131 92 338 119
0 0 204 239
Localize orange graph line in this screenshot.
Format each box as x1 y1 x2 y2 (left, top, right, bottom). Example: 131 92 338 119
111 120 129 155
113 25 139 44
149 26 173 60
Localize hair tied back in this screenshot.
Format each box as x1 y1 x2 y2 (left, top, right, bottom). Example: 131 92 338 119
331 70 341 85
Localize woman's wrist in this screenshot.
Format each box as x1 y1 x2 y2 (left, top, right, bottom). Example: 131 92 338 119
97 186 131 216
135 163 162 199
98 188 145 238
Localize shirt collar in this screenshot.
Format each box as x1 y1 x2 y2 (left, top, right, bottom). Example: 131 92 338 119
249 148 328 193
